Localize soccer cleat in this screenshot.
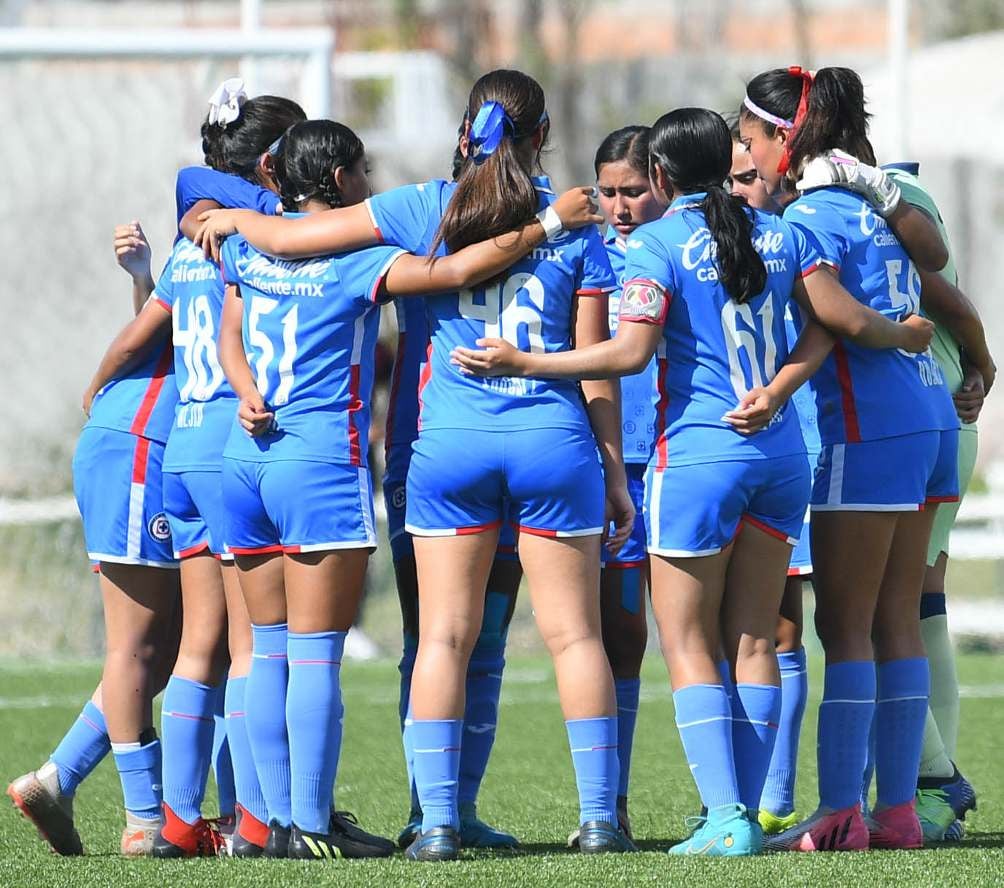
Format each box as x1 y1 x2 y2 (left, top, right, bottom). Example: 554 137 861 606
263 820 291 858
120 810 160 857
567 803 632 849
458 801 518 848
230 804 269 858
7 762 83 856
944 819 965 842
918 765 976 821
577 820 638 854
916 788 958 844
288 811 395 860
866 800 923 850
759 808 800 835
330 810 396 857
765 804 869 852
152 803 226 858
668 804 762 857
397 805 422 849
405 826 461 862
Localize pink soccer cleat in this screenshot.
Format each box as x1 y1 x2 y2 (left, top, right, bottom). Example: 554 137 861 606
764 804 869 852
867 800 923 850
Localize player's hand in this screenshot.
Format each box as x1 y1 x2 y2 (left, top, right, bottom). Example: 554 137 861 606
603 480 635 556
195 209 244 262
238 393 275 437
553 187 604 231
451 338 528 377
723 386 779 435
114 221 152 280
897 313 935 353
797 149 901 217
954 365 986 424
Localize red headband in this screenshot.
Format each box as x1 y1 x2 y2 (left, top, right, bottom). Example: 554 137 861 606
777 66 814 175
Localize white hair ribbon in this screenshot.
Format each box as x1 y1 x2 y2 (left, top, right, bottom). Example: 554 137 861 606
207 77 248 129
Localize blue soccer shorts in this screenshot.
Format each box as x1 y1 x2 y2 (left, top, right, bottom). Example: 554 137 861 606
405 426 605 539
787 448 820 576
601 462 648 568
224 458 377 554
72 426 177 568
811 429 959 512
163 470 229 559
645 453 811 557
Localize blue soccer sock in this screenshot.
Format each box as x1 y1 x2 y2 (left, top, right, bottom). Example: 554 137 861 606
761 647 808 816
398 635 419 812
875 657 929 808
861 714 876 813
246 622 291 827
224 676 268 823
50 700 110 796
112 738 162 820
459 642 505 806
212 687 236 818
817 661 876 811
673 683 741 810
160 675 216 824
412 719 462 832
731 683 781 814
566 717 619 826
286 631 345 834
614 678 641 800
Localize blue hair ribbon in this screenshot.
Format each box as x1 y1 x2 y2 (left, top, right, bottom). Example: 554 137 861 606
469 100 513 164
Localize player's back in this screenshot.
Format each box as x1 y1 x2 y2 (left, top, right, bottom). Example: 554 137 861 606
626 199 807 467
785 187 957 445
220 226 404 466
368 177 615 433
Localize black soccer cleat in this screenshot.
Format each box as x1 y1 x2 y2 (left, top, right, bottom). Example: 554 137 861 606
263 820 291 858
288 811 395 860
577 819 638 854
405 826 461 862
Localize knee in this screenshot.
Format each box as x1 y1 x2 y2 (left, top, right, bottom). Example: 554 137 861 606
540 624 598 661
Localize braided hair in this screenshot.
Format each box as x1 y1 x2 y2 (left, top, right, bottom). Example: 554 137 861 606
272 120 366 212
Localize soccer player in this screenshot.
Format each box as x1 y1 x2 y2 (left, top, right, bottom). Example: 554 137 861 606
215 114 608 861
729 129 812 835
451 106 935 856
6 220 182 857
585 125 665 840
879 163 993 841
740 65 959 851
76 90 306 859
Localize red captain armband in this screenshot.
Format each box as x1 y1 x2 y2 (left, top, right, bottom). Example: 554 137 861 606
619 278 669 325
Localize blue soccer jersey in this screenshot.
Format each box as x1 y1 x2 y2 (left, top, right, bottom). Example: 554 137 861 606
784 188 958 445
366 177 616 432
783 299 822 456
152 238 237 472
385 296 429 452
86 331 177 445
220 222 405 465
175 166 281 227
623 194 815 468
605 228 658 464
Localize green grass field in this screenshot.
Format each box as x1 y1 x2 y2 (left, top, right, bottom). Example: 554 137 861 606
2 654 1002 887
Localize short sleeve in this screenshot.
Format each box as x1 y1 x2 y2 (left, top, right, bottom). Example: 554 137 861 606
175 167 280 224
342 245 409 310
623 227 677 295
151 254 175 312
365 182 439 253
787 219 822 277
573 227 617 296
783 197 848 271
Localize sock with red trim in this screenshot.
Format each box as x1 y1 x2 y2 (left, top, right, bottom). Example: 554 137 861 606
566 716 619 826
731 683 781 816
50 700 110 796
286 631 346 834
161 675 216 824
246 623 291 827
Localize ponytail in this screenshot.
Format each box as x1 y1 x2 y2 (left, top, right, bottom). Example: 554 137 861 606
701 185 766 304
431 69 547 255
742 66 875 176
649 107 765 304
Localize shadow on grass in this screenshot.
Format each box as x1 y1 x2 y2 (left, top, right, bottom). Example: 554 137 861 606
469 838 671 858
958 831 1004 849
